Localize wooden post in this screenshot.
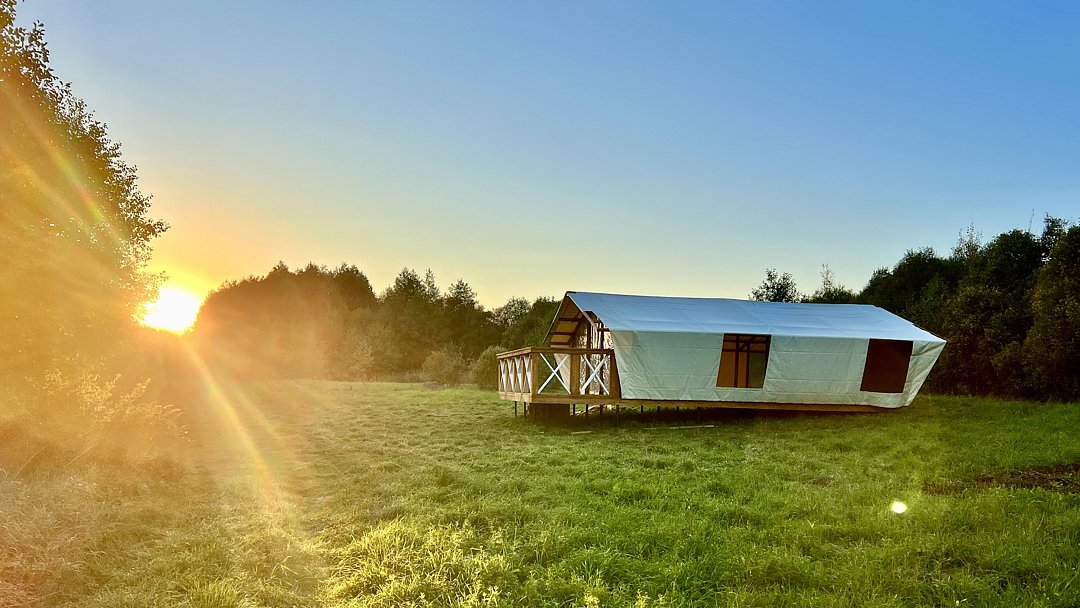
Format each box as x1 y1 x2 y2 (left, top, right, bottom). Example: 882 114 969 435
569 353 581 397
514 401 517 417
529 352 540 399
609 355 620 400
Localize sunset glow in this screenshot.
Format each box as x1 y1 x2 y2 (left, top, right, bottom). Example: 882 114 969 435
141 285 202 333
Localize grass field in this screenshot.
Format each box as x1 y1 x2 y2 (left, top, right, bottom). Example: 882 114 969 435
4 382 1080 607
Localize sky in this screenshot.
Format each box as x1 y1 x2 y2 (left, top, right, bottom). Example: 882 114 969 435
17 1 1080 307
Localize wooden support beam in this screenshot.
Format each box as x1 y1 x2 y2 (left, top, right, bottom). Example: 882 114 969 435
569 353 580 397
529 352 539 396
609 356 620 399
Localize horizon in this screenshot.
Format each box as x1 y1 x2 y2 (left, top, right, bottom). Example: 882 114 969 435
17 1 1080 309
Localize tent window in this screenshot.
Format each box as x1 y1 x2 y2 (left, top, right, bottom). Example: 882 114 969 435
717 334 771 388
861 339 913 393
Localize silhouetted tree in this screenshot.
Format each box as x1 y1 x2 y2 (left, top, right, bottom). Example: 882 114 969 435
193 262 378 379
952 223 983 261
1 3 166 387
332 263 377 310
804 265 855 304
1039 215 1068 261
750 269 801 303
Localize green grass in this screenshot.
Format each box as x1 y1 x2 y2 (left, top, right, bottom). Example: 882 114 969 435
4 382 1080 607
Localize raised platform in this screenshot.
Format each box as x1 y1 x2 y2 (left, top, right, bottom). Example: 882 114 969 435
497 347 888 415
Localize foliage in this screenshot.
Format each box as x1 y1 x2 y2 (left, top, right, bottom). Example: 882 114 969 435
749 268 801 302
443 278 500 359
951 222 983 260
193 262 376 379
804 265 855 304
469 345 506 390
935 230 1043 395
1 2 166 386
857 247 964 330
0 2 185 468
37 369 182 440
193 265 543 383
422 348 468 385
495 297 561 348
1025 225 1080 400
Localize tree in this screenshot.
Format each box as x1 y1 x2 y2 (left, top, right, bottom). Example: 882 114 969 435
373 268 444 373
937 230 1043 395
497 297 560 348
332 263 376 310
805 265 855 304
1025 226 1080 400
1038 215 1069 262
749 269 801 303
1 3 166 385
192 262 378 379
857 248 962 329
442 279 498 359
951 223 983 261
493 297 530 331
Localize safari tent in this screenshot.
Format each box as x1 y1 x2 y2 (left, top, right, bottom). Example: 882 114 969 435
497 291 945 415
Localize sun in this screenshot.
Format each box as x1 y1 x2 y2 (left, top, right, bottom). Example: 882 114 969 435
141 285 202 333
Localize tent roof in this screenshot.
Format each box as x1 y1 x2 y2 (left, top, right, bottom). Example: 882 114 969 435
564 291 945 343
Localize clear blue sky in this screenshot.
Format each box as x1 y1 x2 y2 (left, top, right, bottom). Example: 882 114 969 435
18 1 1080 305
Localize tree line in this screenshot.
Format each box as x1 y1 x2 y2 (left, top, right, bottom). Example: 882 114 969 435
750 218 1080 401
190 263 559 387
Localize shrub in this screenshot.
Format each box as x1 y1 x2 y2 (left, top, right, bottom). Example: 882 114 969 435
469 345 506 390
35 370 185 455
422 349 468 386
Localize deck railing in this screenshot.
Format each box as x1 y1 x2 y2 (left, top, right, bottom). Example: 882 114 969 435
496 347 619 404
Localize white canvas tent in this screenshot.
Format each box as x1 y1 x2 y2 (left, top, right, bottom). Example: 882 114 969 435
546 291 945 409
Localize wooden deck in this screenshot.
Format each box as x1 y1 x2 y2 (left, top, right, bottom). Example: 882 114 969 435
496 347 887 414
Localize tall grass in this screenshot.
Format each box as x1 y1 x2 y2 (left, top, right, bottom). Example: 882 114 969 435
3 382 1080 606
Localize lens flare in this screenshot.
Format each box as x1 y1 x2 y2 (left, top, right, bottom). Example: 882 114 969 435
890 501 908 514
142 285 202 333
